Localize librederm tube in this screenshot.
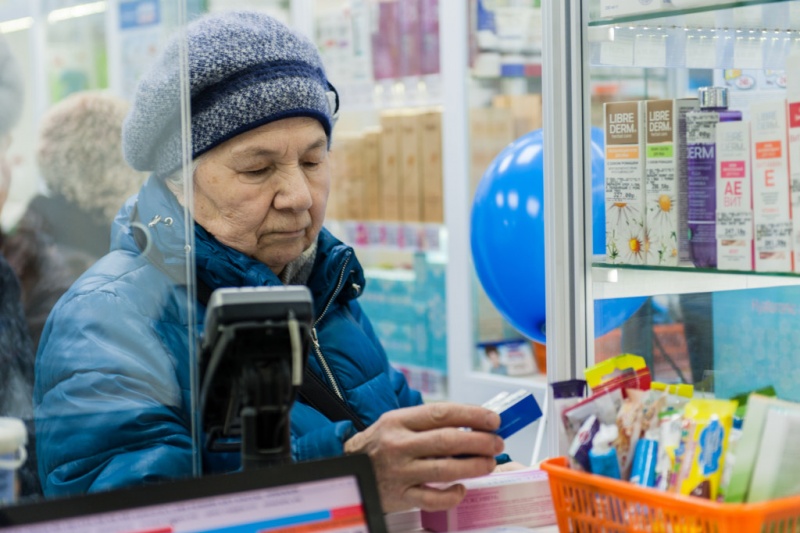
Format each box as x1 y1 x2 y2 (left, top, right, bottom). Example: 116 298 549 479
686 86 741 268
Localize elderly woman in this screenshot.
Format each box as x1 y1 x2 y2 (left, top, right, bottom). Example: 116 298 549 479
35 11 506 513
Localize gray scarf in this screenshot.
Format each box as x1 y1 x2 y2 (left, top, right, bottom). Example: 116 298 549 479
279 241 318 286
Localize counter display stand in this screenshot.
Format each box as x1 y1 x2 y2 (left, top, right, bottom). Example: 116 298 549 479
540 0 800 527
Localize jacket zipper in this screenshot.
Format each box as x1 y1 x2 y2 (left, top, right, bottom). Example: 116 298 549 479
310 254 352 400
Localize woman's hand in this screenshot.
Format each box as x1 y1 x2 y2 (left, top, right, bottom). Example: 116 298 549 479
343 403 504 513
493 460 528 473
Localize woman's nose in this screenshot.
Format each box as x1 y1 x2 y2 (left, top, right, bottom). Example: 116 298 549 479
273 165 313 211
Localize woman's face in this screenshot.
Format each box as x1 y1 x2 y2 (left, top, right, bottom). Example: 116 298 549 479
192 117 330 275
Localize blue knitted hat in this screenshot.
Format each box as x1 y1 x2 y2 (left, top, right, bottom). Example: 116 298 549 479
122 11 338 179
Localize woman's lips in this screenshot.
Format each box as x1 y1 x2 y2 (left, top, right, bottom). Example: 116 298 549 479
270 229 305 239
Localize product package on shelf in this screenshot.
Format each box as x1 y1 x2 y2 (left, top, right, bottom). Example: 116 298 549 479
715 121 754 271
686 87 742 269
644 99 696 266
379 110 403 221
750 100 793 272
604 101 647 265
420 109 443 224
399 110 423 223
362 127 382 221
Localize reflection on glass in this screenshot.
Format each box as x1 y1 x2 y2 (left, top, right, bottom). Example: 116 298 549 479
0 0 192 505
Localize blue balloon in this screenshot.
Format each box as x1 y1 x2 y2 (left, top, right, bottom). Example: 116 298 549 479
471 127 645 344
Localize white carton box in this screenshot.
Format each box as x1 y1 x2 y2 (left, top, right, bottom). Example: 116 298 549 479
645 99 696 266
716 121 754 271
420 469 555 531
750 100 793 272
786 53 800 271
605 100 646 265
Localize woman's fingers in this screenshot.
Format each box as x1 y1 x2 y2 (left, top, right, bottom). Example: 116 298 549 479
399 426 504 459
394 403 501 433
385 483 468 514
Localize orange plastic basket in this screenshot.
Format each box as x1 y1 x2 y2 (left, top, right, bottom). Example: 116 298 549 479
540 457 800 532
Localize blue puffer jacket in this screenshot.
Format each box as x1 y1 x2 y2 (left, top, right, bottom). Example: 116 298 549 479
34 176 422 497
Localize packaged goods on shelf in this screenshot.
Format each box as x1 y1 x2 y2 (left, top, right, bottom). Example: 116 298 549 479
362 128 382 221
399 111 423 222
331 133 366 221
420 109 443 224
644 99 696 266
469 107 515 195
419 0 440 76
715 121 754 271
371 0 401 81
379 111 403 221
604 101 646 265
491 93 542 138
750 100 793 273
686 87 742 269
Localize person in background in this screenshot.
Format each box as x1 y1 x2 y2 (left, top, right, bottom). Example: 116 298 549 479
0 34 38 498
35 11 513 513
1 91 146 352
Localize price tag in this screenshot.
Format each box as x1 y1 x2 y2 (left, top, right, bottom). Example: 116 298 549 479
733 36 763 69
755 221 792 252
685 34 717 69
634 34 667 68
716 211 753 239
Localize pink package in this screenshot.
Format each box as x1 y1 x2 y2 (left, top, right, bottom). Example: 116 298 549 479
420 469 556 531
371 1 401 80
419 0 440 75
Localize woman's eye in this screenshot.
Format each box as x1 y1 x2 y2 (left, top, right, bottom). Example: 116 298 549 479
303 161 321 169
243 167 271 177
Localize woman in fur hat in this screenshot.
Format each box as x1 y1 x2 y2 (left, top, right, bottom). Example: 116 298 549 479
2 92 146 353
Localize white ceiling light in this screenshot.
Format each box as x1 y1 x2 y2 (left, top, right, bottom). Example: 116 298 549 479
0 17 34 33
48 1 107 24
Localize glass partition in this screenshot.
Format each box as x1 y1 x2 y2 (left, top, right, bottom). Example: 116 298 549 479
0 0 195 504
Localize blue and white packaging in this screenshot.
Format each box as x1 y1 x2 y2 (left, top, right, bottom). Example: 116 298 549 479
482 389 542 439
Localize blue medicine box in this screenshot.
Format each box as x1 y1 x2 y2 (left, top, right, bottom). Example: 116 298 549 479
483 389 543 439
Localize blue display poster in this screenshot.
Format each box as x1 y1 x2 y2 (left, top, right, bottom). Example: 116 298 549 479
713 286 800 402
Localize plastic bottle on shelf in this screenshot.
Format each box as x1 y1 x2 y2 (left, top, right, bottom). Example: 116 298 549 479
686 86 742 268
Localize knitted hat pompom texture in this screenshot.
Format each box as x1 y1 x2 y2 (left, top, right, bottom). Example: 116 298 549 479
37 91 147 223
122 10 335 180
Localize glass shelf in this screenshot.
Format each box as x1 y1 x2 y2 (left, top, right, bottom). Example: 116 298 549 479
592 261 800 299
587 0 800 68
589 0 794 27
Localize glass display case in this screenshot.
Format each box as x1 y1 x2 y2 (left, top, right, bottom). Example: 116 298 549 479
542 0 800 452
